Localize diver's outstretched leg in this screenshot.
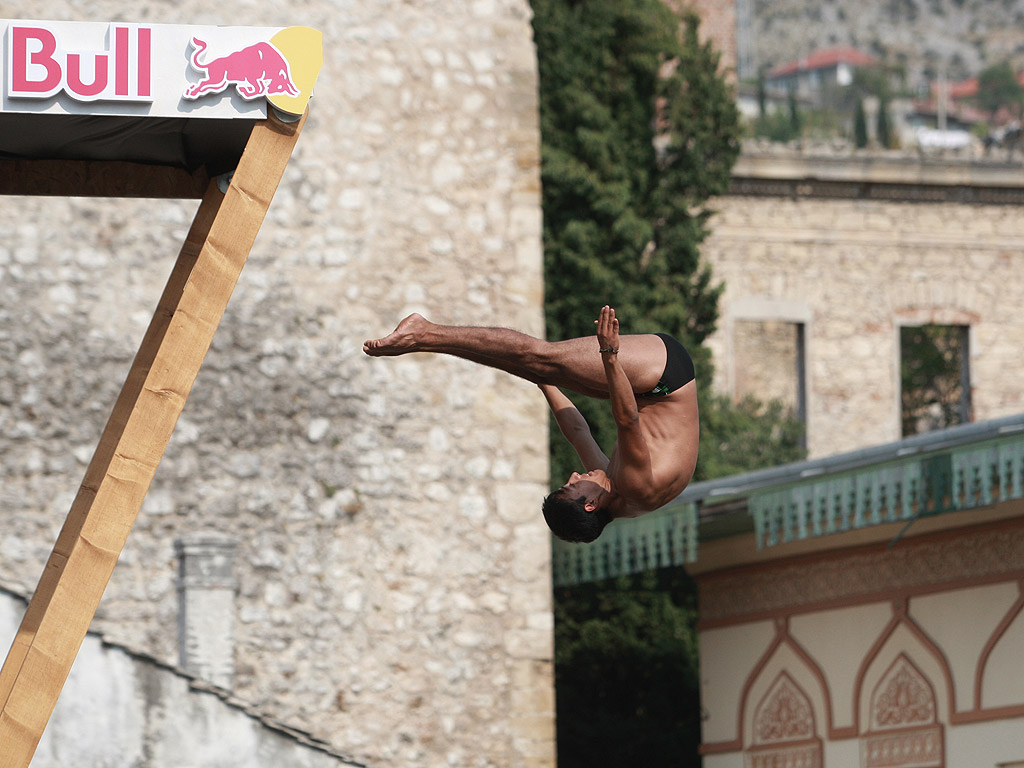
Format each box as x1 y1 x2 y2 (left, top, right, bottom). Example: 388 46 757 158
363 313 666 396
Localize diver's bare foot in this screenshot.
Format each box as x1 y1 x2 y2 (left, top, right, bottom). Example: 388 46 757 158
363 313 431 356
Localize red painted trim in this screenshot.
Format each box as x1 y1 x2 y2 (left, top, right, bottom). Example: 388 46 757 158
853 600 955 732
951 704 1024 724
741 737 819 753
700 739 741 755
974 579 1024 710
744 736 823 764
785 628 841 740
728 618 786 751
703 710 1024 755
698 568 1024 630
862 722 942 738
697 514 1024 629
902 607 957 723
849 605 902 733
861 723 945 768
830 725 858 740
699 516 1024 587
701 589 1024 757
716 617 839 750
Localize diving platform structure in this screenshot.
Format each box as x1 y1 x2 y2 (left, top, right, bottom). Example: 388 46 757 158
0 19 322 766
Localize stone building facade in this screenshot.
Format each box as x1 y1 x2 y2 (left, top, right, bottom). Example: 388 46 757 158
701 152 1024 459
694 476 1024 768
0 1 552 766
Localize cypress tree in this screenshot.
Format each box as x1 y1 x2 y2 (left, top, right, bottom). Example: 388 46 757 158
532 4 808 765
877 98 892 148
854 98 869 148
531 0 740 482
787 86 802 137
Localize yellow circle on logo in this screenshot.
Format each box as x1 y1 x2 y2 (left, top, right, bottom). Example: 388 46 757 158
268 26 323 116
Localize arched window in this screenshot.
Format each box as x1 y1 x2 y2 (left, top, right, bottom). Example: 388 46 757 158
746 671 823 768
862 654 944 768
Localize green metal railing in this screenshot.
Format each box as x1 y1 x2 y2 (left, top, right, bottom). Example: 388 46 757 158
551 415 1024 587
751 434 1024 548
550 503 698 587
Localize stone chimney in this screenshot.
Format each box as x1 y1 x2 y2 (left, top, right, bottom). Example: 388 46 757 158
175 533 238 690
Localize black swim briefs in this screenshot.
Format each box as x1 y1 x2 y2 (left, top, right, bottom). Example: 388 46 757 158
636 333 695 398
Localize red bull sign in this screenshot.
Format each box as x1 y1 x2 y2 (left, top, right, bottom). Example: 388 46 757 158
1 19 322 118
184 38 299 102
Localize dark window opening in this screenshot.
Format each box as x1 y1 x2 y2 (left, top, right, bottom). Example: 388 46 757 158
900 324 971 437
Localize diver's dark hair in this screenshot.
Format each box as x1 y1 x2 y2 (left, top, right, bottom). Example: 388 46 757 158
541 489 613 543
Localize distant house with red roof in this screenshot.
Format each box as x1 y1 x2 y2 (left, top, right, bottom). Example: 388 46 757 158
765 47 879 103
931 71 1024 117
912 70 1024 130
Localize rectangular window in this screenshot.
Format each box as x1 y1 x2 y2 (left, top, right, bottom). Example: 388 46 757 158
900 324 971 437
734 319 807 429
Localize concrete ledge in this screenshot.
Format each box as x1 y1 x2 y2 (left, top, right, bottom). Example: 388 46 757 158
734 151 1024 189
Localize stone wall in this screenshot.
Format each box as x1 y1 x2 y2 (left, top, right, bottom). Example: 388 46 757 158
702 189 1024 458
0 2 552 766
664 0 738 78
0 590 359 768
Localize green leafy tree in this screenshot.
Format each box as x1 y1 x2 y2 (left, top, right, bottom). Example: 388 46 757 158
553 569 702 767
877 98 894 148
901 325 969 436
854 99 869 147
753 110 802 143
757 68 767 117
787 87 803 137
852 66 892 102
976 61 1023 118
531 0 739 484
531 3 806 765
696 394 806 480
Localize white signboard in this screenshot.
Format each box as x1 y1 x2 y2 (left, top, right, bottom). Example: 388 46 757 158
1 19 322 118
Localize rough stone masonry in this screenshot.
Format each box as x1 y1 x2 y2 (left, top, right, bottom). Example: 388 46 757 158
0 1 553 766
704 184 1024 458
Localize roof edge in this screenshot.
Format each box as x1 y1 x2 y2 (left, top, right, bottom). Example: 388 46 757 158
670 413 1024 509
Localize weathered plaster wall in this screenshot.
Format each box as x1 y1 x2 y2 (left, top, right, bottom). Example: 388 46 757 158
0 590 358 768
0 2 553 766
702 193 1024 458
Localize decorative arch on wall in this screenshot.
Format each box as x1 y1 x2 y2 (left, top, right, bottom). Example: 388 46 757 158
871 654 939 729
861 653 944 768
975 579 1024 713
698 531 1024 760
731 618 828 766
853 599 954 732
745 670 823 768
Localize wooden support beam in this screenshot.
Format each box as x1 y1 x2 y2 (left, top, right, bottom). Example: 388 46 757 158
0 110 305 767
0 179 224 720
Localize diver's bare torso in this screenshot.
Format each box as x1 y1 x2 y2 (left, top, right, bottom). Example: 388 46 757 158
607 379 699 516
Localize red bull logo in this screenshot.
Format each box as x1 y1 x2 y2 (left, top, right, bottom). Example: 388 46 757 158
6 24 152 102
1 20 322 118
183 38 300 102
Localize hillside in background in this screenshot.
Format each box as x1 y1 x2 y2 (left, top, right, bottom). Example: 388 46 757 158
747 0 1024 88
